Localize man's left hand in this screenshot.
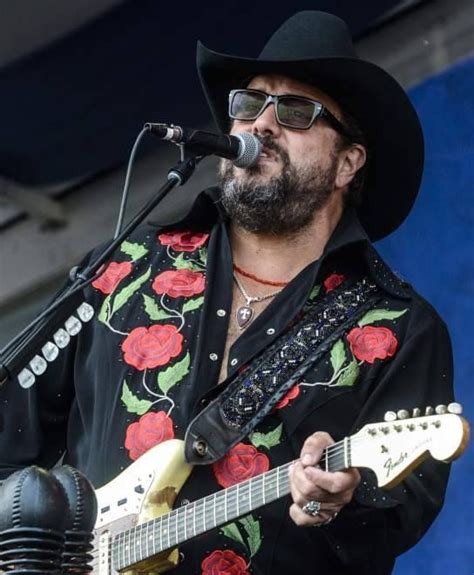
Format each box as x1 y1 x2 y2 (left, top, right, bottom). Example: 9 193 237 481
288 431 360 527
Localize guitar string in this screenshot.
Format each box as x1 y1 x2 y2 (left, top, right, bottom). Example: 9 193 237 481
92 444 345 565
92 428 412 566
90 462 295 562
91 437 358 564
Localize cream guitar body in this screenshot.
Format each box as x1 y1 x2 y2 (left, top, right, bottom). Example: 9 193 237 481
90 408 469 575
94 440 192 574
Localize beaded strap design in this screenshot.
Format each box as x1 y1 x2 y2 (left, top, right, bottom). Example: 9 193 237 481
185 277 381 464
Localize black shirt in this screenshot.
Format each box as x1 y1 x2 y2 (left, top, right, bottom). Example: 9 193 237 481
0 188 454 574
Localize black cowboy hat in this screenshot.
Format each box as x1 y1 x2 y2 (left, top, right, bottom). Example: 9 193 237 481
196 11 424 241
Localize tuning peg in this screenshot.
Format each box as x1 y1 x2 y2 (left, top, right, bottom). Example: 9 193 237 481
447 402 463 415
424 406 434 415
412 407 421 417
384 411 397 422
397 409 410 420
435 404 447 414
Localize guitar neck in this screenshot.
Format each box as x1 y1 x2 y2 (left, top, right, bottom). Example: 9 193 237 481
112 439 349 570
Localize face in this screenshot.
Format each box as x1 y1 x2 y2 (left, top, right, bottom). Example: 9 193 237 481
218 74 348 235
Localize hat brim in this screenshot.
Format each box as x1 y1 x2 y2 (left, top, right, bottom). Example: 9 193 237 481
197 41 424 241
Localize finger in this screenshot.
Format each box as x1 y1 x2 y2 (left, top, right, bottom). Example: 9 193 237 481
303 467 361 497
289 461 325 506
290 462 358 505
300 432 334 467
289 502 340 527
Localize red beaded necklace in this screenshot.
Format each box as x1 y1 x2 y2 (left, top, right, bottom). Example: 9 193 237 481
233 263 289 287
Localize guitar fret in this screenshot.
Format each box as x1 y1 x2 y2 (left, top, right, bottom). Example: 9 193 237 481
167 512 171 549
128 526 133 567
159 515 164 553
146 520 150 559
183 504 187 542
262 473 266 505
213 493 217 527
224 488 228 522
236 483 240 516
249 478 252 510
174 509 179 545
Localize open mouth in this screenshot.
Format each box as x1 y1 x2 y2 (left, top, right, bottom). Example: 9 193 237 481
259 147 277 162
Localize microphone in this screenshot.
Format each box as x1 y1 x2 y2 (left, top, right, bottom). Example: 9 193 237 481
145 123 261 168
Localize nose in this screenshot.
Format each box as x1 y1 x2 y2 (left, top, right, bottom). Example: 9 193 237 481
251 102 281 138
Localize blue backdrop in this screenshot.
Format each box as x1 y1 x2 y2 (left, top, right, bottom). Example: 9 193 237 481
377 57 474 574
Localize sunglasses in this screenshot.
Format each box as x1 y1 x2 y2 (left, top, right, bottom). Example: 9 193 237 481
229 89 352 139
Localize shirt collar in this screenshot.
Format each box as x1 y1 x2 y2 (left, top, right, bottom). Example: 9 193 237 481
149 187 410 300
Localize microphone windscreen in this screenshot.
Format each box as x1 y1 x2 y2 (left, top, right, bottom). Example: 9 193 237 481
233 133 262 168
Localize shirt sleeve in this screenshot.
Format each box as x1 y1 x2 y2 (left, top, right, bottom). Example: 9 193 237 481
320 299 456 569
0 286 85 480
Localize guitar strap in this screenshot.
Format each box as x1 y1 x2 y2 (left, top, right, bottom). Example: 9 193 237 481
184 276 382 465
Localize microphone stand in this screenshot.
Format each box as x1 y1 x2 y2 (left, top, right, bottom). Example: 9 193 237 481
0 148 203 388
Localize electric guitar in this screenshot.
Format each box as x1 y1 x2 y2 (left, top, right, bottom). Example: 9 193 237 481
91 406 469 574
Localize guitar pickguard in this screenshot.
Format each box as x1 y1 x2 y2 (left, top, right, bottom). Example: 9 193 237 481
93 440 193 574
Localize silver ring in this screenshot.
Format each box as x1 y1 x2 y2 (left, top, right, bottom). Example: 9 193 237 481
323 511 339 525
302 500 321 517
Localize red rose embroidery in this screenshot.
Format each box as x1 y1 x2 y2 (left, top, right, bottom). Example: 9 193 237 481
158 231 209 252
347 326 398 364
152 269 205 298
92 261 133 294
125 411 175 461
122 325 183 370
275 384 300 409
201 550 250 575
212 443 270 489
323 273 346 293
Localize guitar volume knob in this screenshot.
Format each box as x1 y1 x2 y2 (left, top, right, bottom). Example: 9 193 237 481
384 411 397 422
447 402 463 414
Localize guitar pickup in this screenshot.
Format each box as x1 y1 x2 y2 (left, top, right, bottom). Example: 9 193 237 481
117 498 128 506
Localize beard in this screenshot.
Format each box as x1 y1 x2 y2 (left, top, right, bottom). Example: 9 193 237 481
218 135 338 235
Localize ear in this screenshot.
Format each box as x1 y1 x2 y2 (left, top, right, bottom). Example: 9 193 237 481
335 144 367 190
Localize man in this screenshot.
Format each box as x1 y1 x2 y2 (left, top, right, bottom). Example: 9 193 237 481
0 11 454 575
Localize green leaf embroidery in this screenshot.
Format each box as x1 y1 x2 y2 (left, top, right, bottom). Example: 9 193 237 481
158 352 191 395
308 284 321 300
121 380 152 415
330 339 346 374
98 294 111 324
182 296 204 315
220 523 246 548
334 358 359 387
239 515 261 557
358 308 408 327
120 240 148 261
110 267 151 317
199 247 207 266
172 253 202 272
251 423 283 450
142 294 174 320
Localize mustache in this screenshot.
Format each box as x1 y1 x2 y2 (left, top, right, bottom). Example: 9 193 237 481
254 134 285 160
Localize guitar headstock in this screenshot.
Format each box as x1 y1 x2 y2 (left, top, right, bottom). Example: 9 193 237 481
351 404 470 489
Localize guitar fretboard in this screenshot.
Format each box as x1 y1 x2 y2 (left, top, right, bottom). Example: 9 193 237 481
112 438 350 571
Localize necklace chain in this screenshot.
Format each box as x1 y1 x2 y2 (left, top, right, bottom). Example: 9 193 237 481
233 274 283 305
233 263 289 287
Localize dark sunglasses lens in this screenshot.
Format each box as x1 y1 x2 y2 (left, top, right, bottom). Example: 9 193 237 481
277 97 319 128
231 91 266 119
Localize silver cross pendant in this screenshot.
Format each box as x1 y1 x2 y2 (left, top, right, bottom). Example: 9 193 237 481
236 305 253 328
